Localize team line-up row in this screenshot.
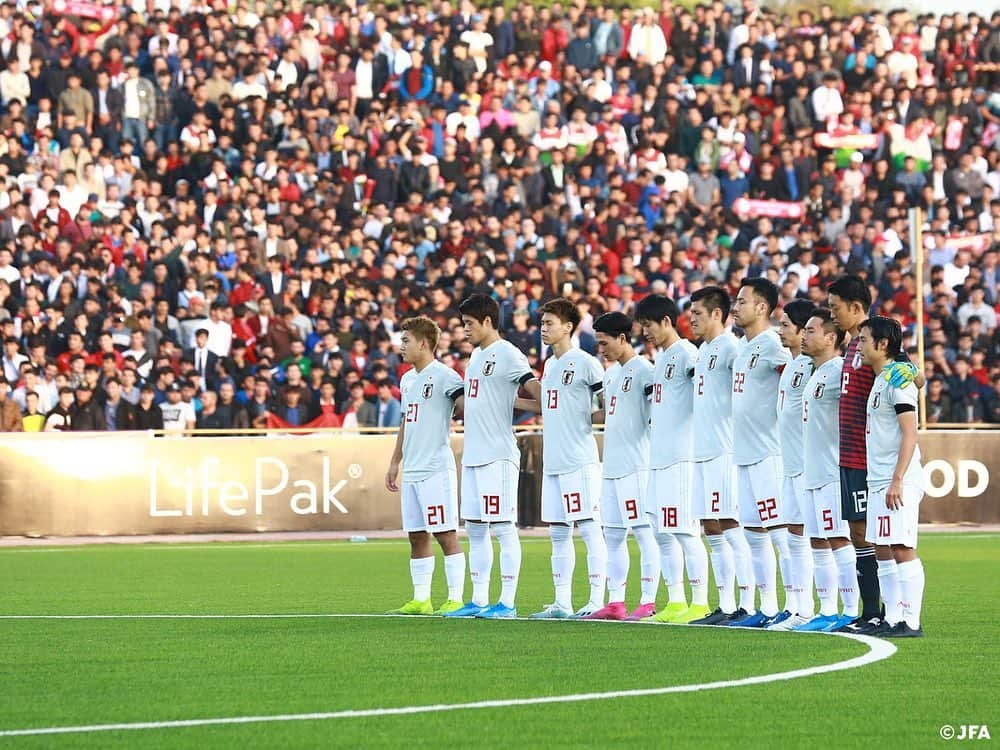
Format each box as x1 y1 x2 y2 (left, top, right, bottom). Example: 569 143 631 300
383 276 925 639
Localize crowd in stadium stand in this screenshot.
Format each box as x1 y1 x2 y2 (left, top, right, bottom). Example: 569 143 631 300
0 0 999 433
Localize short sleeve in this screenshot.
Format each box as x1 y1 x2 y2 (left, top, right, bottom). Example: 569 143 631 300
588 356 605 390
505 343 533 384
685 345 699 378
444 368 464 398
768 337 792 371
723 338 738 369
894 382 918 410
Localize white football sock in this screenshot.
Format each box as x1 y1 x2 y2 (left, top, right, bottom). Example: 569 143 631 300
896 558 925 629
725 526 755 612
789 531 814 618
706 533 736 613
578 520 607 605
465 521 492 606
604 526 629 603
633 524 660 605
443 552 466 603
833 544 859 618
492 522 521 609
877 558 902 626
679 534 709 606
655 529 686 604
550 524 575 610
812 547 838 617
410 556 434 601
770 526 793 611
745 529 779 617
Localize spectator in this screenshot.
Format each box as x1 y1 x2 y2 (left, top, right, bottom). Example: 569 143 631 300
375 380 401 427
43 387 76 432
71 384 103 431
159 383 195 433
134 384 165 431
343 381 376 427
0 375 22 431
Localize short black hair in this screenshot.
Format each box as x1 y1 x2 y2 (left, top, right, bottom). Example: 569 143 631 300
809 307 846 347
783 299 815 329
538 297 582 333
458 293 500 329
740 277 779 314
860 315 902 358
635 294 680 327
690 285 731 320
593 311 633 339
827 274 872 311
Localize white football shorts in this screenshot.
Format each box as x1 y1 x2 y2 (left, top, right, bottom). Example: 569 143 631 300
646 462 699 535
865 483 922 548
461 460 519 523
600 471 649 529
401 470 459 533
542 464 602 524
691 454 737 520
805 480 850 540
737 454 786 528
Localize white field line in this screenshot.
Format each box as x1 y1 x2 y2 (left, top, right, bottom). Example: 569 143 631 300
0 539 556 553
0 617 895 739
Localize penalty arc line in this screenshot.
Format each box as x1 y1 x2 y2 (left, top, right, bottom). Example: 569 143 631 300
0 628 895 738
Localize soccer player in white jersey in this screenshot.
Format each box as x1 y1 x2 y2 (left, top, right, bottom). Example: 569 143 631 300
794 308 860 632
584 311 661 621
768 300 817 630
686 287 754 626
858 315 925 638
726 278 792 628
529 298 609 620
635 294 712 624
385 316 468 615
444 294 541 619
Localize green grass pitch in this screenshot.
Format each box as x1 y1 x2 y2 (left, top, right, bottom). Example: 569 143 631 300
0 533 996 748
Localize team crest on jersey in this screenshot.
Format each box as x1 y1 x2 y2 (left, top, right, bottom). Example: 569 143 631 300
483 360 495 376
748 353 760 370
872 392 881 409
708 355 718 370
622 376 632 392
561 370 575 385
665 364 675 380
791 372 804 388
422 383 434 399
813 383 825 399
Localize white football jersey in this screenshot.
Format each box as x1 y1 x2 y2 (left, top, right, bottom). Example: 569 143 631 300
540 348 604 475
462 339 533 467
692 331 739 462
602 355 654 479
777 354 813 477
802 356 843 490
732 329 791 466
866 373 922 491
400 360 464 482
649 338 699 469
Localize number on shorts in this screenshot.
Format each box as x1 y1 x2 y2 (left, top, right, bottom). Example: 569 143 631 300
733 372 746 393
483 494 500 516
624 498 639 520
608 396 617 415
662 506 677 528
803 399 809 423
852 489 868 514
756 497 777 522
546 389 558 409
468 378 480 398
427 504 445 526
877 515 891 537
405 403 419 423
563 492 581 514
710 491 720 514
822 508 834 532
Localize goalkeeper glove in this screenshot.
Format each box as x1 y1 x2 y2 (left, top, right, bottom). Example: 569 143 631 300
884 361 918 389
